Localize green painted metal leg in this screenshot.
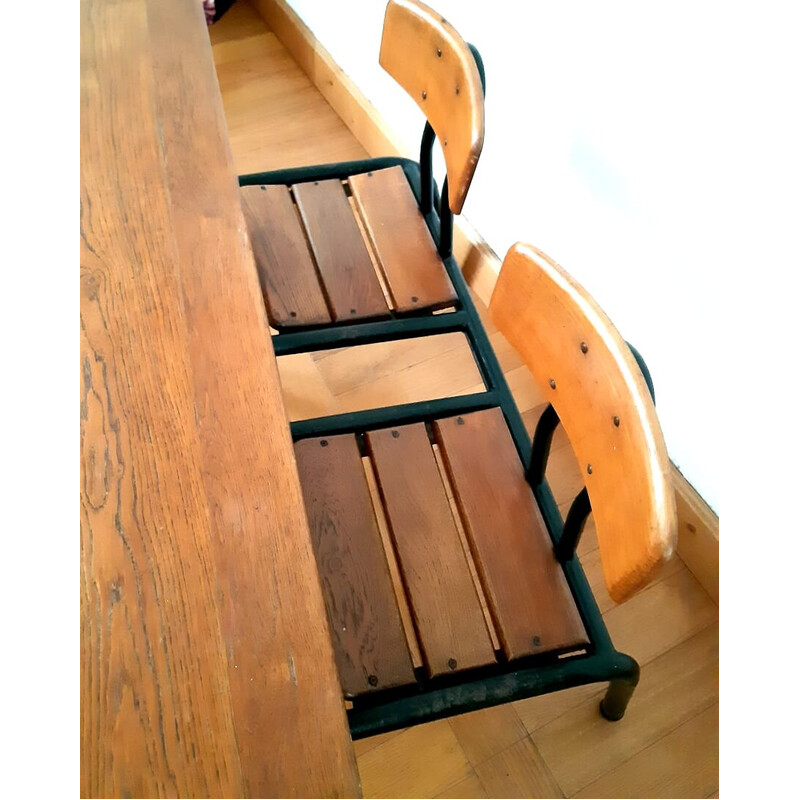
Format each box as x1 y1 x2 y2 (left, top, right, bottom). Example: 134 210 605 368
599 654 640 721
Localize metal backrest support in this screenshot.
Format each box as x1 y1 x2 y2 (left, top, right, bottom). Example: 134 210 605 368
380 0 484 214
490 243 678 603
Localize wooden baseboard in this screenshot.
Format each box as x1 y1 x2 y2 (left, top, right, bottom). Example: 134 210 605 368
670 466 719 604
250 0 719 606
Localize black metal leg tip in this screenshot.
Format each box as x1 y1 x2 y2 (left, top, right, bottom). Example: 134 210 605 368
599 699 625 722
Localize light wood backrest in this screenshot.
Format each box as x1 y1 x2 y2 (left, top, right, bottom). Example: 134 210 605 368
490 243 678 603
380 0 484 214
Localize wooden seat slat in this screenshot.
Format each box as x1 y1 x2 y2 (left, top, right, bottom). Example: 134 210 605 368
366 424 496 676
349 167 457 313
240 184 331 328
433 408 589 660
294 435 416 696
293 179 391 322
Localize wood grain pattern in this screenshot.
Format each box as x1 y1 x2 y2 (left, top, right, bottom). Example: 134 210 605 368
356 720 473 799
212 16 369 174
490 243 678 603
310 332 481 406
366 424 496 676
447 705 528 767
81 4 240 790
532 621 718 795
603 566 717 667
573 702 719 799
248 0 496 323
473 736 564 799
248 0 401 163
434 409 588 659
209 7 718 797
431 443 501 652
350 166 456 312
240 184 331 327
362 455 426 669
81 1 359 796
380 0 484 213
293 179 390 321
434 773 489 799
294 435 416 695
240 1 719 609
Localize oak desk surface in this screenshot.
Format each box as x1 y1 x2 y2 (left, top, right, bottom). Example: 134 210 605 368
80 0 360 796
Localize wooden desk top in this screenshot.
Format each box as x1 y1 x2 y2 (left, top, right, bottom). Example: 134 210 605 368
80 0 360 796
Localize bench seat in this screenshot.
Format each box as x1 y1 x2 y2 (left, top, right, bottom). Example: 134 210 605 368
294 407 588 699
240 0 677 735
241 166 457 329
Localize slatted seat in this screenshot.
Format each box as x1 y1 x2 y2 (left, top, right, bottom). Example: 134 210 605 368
295 408 588 697
241 166 457 326
239 0 483 338
244 0 677 741
290 242 677 736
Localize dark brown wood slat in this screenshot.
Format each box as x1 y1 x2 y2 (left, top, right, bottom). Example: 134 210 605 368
240 184 331 328
366 424 496 676
293 179 390 321
434 408 588 659
349 166 456 313
294 435 416 696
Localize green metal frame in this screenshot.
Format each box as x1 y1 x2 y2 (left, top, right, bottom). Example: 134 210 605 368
238 44 643 738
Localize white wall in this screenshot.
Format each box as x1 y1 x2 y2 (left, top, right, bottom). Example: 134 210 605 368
282 0 800 515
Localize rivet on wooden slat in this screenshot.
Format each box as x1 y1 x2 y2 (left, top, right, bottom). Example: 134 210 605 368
421 90 427 99
350 308 357 315
367 674 378 687
447 658 457 670
456 417 464 425
320 440 328 447
549 379 556 389
580 341 589 354
289 311 297 318
587 464 593 475
411 295 419 303
533 636 541 646
436 48 442 57
391 430 400 438
613 416 620 427
260 185 266 191
455 86 460 95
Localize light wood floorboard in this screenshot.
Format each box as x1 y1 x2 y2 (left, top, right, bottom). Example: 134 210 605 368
210 4 719 797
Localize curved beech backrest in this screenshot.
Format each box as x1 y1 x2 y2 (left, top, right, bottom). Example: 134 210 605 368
490 243 678 603
380 0 484 214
